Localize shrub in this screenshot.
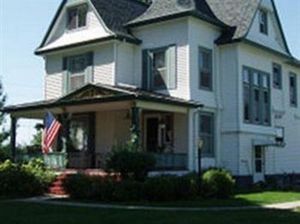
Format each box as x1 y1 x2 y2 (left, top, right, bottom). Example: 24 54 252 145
0 149 10 162
0 159 55 197
106 144 156 181
63 174 116 201
202 169 235 199
112 180 143 201
143 173 200 201
22 159 56 191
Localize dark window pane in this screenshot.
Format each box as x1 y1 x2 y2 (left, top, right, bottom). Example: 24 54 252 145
199 48 212 90
259 10 268 34
152 49 167 89
78 5 87 27
273 64 281 89
244 85 250 121
68 9 77 30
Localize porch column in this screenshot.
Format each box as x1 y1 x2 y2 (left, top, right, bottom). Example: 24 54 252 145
10 115 17 162
131 106 141 147
187 108 197 172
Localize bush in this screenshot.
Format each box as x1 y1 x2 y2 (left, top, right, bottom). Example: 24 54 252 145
143 173 200 201
63 173 200 202
202 169 235 199
0 159 55 197
106 144 156 181
0 149 10 162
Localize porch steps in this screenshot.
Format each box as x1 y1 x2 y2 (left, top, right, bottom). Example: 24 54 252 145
48 173 69 196
48 169 113 195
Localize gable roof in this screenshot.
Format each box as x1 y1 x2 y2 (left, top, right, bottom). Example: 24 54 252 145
36 0 294 60
36 0 148 54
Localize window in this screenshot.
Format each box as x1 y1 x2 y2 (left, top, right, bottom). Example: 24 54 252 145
259 9 268 35
67 4 88 30
199 47 213 90
63 52 93 93
273 63 282 89
152 49 168 89
199 112 214 157
69 55 88 91
243 67 271 125
289 73 298 107
142 46 176 90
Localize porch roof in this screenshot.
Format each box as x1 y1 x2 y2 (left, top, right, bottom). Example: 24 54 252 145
3 83 202 115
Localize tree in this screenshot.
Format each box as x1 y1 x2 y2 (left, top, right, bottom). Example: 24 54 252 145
0 80 10 161
31 124 43 146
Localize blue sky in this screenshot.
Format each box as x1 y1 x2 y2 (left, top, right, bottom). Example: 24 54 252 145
0 0 300 144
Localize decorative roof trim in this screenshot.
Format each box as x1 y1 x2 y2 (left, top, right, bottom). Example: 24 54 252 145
35 35 141 55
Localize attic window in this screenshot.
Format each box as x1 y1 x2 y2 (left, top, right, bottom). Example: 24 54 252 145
259 9 268 35
67 4 88 30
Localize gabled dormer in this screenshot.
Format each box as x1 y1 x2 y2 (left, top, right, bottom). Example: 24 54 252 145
35 0 147 55
245 0 291 55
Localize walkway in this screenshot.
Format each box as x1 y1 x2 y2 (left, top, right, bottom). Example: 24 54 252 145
14 196 300 212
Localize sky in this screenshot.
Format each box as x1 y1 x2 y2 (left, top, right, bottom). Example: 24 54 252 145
0 0 300 145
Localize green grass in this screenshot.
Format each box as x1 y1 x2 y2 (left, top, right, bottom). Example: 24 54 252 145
57 191 300 208
0 201 299 224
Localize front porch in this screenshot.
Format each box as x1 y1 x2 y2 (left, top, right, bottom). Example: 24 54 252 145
5 84 202 172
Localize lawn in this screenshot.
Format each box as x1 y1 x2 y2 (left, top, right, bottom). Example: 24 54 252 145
0 201 299 224
58 191 300 208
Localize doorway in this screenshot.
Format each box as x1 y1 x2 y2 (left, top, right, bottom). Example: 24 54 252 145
253 146 265 183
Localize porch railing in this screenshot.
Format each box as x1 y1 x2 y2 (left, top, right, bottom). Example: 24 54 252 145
152 153 187 171
16 152 67 169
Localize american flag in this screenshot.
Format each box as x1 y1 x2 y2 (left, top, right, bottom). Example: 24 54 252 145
42 112 62 154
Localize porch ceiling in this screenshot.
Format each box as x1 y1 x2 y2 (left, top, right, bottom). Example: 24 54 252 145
2 83 203 118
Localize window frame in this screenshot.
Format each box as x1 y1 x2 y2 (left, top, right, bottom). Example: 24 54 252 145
272 63 282 89
289 72 298 107
67 4 88 31
199 47 213 91
150 47 168 90
143 45 177 91
198 112 215 158
243 66 271 126
259 9 268 35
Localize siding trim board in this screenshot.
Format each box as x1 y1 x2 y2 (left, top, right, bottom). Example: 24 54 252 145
36 35 141 55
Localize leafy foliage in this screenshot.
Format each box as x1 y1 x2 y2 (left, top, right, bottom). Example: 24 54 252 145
202 169 235 199
0 80 9 158
0 159 55 197
63 173 200 202
106 134 156 181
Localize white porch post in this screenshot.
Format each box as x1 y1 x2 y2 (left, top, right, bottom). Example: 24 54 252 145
187 108 198 171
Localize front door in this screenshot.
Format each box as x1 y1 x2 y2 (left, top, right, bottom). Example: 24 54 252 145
68 114 95 169
253 146 265 183
146 117 159 152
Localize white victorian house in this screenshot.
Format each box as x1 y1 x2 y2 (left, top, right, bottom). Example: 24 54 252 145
4 0 300 186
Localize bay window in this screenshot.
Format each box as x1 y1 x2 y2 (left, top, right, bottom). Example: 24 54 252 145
243 67 270 125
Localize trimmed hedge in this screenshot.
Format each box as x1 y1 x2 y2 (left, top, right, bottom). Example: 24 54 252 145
0 159 55 197
64 173 201 202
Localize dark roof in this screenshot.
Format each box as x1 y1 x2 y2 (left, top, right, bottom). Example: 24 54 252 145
37 0 293 59
3 83 202 113
90 0 148 39
126 0 227 27
207 0 261 42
